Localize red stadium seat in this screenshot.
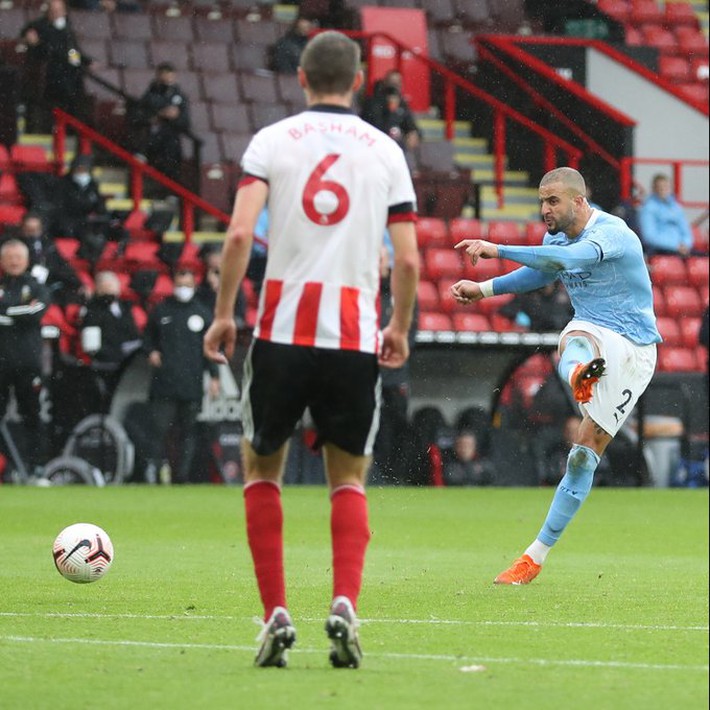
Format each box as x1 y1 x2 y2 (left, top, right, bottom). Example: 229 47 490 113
525 221 547 246
652 284 666 317
675 27 709 57
417 280 440 311
656 316 682 346
489 312 525 332
463 256 504 280
416 217 449 248
597 0 630 22
10 145 51 172
658 55 691 82
449 217 485 243
686 256 709 289
0 173 22 205
680 317 702 348
631 0 665 25
424 248 463 280
657 345 699 372
148 273 174 306
124 241 168 273
665 2 700 30
641 25 677 51
0 205 27 227
476 293 515 315
624 26 644 46
649 255 688 287
486 221 521 245
691 226 709 254
664 285 703 318
418 311 453 331
452 312 491 332
0 144 10 172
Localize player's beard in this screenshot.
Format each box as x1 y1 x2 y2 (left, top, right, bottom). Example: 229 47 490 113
546 205 575 235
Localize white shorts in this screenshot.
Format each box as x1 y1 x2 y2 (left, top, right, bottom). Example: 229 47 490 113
559 320 658 437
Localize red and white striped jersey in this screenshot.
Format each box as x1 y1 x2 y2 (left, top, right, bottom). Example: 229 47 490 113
240 105 416 354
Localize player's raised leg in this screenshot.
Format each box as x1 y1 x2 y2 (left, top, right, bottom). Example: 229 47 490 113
557 331 606 404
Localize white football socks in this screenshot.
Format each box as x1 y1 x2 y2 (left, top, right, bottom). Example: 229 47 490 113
525 539 551 566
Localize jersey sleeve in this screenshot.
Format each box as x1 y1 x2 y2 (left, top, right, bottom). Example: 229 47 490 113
241 129 270 182
387 146 417 223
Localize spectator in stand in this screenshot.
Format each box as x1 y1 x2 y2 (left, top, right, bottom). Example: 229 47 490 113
360 70 420 152
499 281 573 332
129 63 191 187
639 174 693 256
77 271 142 413
20 0 92 132
0 239 49 475
7 212 86 306
143 269 220 484
611 180 646 239
372 236 418 485
442 429 495 486
55 154 112 264
271 17 314 74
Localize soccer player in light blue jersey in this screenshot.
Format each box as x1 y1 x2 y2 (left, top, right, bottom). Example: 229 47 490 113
451 167 662 585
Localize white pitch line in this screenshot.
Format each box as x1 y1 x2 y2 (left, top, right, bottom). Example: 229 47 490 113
1 635 707 673
0 612 707 633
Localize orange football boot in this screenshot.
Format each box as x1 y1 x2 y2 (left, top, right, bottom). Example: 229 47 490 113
569 358 606 404
494 554 542 585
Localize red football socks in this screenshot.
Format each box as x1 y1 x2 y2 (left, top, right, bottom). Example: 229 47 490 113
244 480 286 621
330 485 371 609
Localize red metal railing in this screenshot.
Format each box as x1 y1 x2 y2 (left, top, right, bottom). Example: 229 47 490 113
53 108 231 240
344 30 583 208
620 157 710 208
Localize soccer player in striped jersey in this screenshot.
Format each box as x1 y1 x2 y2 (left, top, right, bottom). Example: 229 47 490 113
204 31 419 668
451 167 661 586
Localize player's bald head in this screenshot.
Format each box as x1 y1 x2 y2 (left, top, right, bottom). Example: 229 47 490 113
540 167 586 198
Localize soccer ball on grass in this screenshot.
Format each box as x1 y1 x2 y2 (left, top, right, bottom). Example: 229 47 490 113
53 523 114 583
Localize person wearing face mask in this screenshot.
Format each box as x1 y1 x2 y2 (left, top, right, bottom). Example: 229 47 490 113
20 0 92 133
0 239 50 478
129 62 191 189
55 154 112 263
143 268 220 484
76 271 142 414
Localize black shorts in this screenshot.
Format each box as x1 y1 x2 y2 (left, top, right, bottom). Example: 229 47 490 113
242 339 381 457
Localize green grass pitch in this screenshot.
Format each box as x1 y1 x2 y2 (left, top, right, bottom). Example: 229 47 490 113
1 486 707 709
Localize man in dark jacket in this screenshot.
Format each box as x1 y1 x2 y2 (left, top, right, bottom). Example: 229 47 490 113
130 62 191 186
0 239 49 473
20 0 91 132
143 269 220 483
77 271 142 413
7 212 85 305
55 155 112 263
360 70 420 152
